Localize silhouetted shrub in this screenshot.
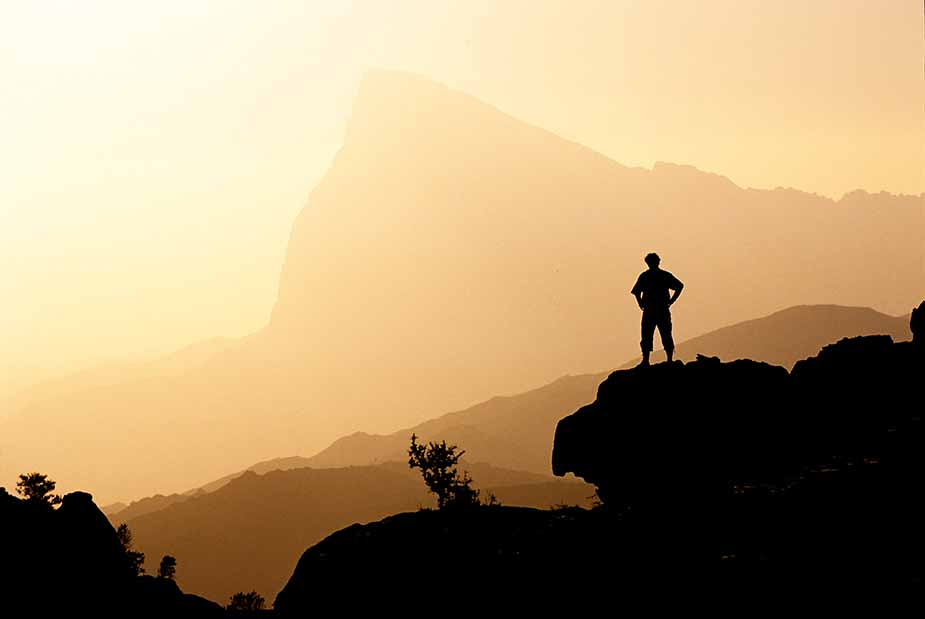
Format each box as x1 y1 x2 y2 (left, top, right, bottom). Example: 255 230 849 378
15 472 62 508
227 590 265 612
116 523 146 576
157 555 176 580
408 434 482 509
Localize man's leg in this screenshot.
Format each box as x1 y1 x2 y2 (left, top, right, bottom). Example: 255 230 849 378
640 310 656 366
658 309 675 363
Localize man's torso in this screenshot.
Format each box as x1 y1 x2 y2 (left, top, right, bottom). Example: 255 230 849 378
632 268 681 310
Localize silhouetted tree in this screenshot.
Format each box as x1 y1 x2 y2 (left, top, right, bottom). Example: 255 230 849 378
116 523 146 576
157 555 177 580
15 472 62 508
227 591 265 612
408 434 481 509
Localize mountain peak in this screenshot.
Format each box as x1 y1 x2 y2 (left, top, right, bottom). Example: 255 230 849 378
341 69 572 165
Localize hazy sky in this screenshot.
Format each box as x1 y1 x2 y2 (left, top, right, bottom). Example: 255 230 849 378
2 0 923 372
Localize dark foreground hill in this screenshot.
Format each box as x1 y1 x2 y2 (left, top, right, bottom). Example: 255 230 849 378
274 305 924 611
125 462 593 603
0 489 222 617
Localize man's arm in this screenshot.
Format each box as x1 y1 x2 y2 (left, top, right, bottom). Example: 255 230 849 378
632 290 644 310
669 279 684 306
630 275 644 310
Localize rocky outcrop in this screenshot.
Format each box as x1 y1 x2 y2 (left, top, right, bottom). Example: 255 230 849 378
551 309 924 580
553 325 922 505
0 489 222 617
553 356 791 504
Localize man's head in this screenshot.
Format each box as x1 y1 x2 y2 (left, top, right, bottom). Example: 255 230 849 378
644 252 660 269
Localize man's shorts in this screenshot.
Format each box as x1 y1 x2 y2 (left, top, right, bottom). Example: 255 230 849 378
641 307 673 353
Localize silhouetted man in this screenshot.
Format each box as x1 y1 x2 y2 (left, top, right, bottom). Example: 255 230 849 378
631 253 683 366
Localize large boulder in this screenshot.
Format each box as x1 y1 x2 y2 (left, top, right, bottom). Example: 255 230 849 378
553 327 923 506
552 356 791 504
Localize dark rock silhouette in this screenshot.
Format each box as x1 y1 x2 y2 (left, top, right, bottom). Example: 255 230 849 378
553 304 924 580
274 505 608 612
553 356 791 504
0 489 222 617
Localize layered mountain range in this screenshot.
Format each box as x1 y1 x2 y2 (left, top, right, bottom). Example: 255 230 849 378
3 70 922 502
103 303 912 516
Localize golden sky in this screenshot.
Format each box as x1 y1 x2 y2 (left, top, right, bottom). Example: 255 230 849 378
2 0 923 372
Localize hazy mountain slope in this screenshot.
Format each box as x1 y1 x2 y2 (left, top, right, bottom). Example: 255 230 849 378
3 337 234 416
126 462 592 603
303 304 913 475
3 70 921 503
116 457 551 521
105 460 311 521
107 456 371 522
305 373 604 474
101 501 128 517
191 456 319 495
106 490 205 523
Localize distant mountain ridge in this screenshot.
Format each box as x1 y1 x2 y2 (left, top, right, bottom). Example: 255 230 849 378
3 69 921 502
300 303 912 475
